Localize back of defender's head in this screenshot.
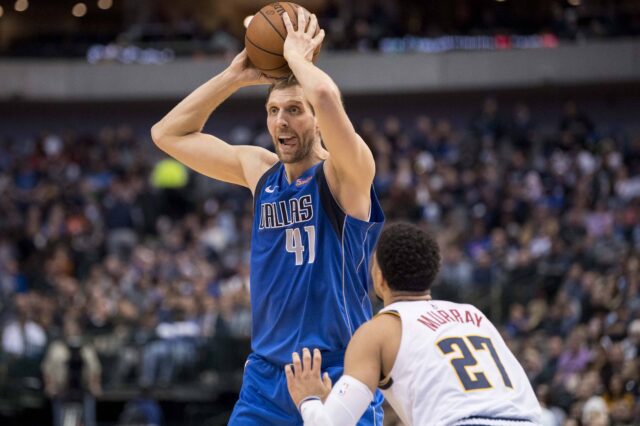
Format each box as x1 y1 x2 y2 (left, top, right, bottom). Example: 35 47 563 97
375 222 441 293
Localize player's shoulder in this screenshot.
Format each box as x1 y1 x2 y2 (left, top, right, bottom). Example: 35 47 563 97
353 311 401 343
346 314 399 365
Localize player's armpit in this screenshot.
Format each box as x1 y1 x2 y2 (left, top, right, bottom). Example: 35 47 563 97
236 145 279 194
370 312 402 383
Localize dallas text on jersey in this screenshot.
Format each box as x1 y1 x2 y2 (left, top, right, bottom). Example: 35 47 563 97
259 194 314 230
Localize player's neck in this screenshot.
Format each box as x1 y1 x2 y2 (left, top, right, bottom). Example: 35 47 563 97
283 146 328 183
385 292 432 306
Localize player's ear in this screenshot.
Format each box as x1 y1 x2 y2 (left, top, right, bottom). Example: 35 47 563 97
371 255 384 287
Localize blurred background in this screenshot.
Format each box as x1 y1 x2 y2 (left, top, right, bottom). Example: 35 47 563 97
0 0 639 425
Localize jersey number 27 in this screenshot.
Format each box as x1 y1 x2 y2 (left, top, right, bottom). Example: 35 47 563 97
437 335 513 391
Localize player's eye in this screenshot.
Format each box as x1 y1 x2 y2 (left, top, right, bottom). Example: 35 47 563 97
269 107 278 114
289 106 299 114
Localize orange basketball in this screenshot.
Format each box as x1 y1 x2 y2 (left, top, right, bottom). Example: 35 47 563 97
245 2 322 78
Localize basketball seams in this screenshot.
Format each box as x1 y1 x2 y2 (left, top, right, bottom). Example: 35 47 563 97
258 9 286 41
283 2 309 33
281 2 299 31
245 2 320 77
244 35 284 57
256 62 290 72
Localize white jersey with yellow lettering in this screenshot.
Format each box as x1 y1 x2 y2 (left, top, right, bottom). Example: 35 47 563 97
378 300 541 426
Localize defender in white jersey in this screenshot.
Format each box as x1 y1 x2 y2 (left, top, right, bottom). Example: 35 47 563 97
285 223 542 426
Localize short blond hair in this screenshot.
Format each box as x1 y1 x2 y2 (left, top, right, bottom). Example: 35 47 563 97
265 75 315 115
266 74 299 99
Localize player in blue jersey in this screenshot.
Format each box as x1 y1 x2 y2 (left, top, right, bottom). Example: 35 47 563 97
151 8 384 426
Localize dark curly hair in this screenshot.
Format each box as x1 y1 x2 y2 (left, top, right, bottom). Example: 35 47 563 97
375 223 441 293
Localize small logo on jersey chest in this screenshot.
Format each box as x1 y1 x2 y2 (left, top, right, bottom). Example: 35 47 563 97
296 176 313 187
265 185 278 193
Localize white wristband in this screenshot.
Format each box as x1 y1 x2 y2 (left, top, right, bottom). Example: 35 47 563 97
299 375 373 426
298 396 321 413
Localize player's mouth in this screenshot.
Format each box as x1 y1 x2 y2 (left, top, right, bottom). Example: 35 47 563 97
278 135 298 147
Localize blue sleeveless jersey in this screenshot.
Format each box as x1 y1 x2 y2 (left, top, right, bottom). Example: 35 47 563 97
250 161 385 365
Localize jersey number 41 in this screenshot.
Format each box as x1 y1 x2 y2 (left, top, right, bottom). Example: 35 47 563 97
286 225 316 266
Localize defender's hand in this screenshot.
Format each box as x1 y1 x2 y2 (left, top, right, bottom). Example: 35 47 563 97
285 348 333 407
226 49 275 87
282 9 325 63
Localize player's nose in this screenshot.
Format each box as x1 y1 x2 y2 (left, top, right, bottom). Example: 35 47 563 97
275 113 289 128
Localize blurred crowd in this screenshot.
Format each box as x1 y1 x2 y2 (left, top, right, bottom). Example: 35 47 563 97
5 0 640 58
1 96 639 425
112 0 640 52
315 0 640 51
0 125 254 423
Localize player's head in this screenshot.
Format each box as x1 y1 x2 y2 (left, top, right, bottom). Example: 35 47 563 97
266 76 320 164
372 222 441 300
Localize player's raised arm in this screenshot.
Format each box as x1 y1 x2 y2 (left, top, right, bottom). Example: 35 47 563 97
151 50 277 192
281 11 375 219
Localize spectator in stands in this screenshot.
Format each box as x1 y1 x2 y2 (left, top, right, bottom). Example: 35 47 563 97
118 386 163 426
603 374 634 424
559 100 594 147
42 318 102 426
470 97 506 141
140 304 200 387
1 293 46 359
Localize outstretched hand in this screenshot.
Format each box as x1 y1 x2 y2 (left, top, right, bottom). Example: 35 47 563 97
282 8 325 63
227 49 276 87
285 348 333 407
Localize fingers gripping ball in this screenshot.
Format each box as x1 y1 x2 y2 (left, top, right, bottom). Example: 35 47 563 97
245 2 321 77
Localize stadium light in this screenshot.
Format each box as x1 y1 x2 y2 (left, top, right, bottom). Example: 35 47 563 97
14 0 28 12
97 0 112 10
72 2 87 17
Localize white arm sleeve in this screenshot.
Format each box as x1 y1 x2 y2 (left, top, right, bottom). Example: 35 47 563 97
299 375 373 426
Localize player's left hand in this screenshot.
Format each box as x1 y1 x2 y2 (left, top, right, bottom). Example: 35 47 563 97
285 347 333 407
282 8 325 63
227 49 276 87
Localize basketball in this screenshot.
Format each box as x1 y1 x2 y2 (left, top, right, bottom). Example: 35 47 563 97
245 2 321 78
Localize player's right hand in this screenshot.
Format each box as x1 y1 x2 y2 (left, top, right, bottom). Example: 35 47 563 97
281 9 325 64
285 347 333 407
227 49 276 87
